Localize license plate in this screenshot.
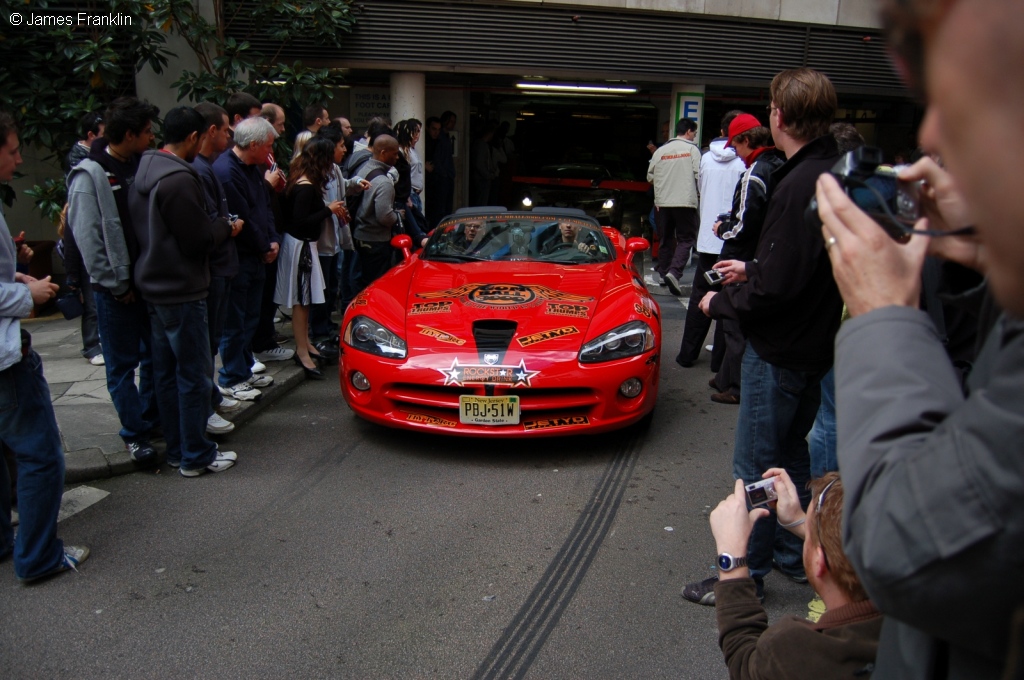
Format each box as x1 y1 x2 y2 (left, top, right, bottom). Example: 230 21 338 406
459 395 520 425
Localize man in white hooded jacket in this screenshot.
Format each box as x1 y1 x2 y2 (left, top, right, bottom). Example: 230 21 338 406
676 112 746 381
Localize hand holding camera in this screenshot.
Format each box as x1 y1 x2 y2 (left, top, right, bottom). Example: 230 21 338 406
898 157 985 273
815 172 931 318
757 468 806 538
710 479 771 574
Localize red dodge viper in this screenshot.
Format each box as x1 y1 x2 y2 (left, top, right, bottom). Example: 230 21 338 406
339 208 661 436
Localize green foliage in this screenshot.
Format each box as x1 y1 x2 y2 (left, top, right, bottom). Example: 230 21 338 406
0 0 357 215
0 0 171 162
24 178 68 226
154 0 357 106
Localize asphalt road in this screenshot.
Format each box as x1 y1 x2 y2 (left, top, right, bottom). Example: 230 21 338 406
1 290 817 679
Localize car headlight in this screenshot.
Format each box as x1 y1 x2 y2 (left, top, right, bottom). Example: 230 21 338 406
579 320 655 364
343 315 407 359
602 198 615 210
522 195 533 207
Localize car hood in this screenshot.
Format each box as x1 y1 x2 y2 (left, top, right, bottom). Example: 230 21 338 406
375 260 629 358
406 261 612 352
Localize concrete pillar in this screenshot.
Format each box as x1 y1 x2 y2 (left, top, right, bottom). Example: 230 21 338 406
390 72 425 125
390 71 427 210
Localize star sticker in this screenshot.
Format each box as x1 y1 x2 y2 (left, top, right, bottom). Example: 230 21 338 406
440 359 463 386
512 359 540 387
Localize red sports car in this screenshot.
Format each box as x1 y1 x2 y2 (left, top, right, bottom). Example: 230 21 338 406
339 208 661 436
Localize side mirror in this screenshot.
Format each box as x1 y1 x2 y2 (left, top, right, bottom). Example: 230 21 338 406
624 237 650 267
391 234 413 261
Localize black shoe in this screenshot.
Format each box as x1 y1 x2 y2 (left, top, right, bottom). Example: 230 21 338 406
313 341 339 365
127 440 157 464
302 365 326 380
710 391 741 405
675 355 694 368
681 576 719 606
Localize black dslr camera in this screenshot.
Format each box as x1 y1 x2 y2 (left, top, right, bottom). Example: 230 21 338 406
806 146 922 243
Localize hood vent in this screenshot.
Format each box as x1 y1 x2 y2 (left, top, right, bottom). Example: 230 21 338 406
473 320 518 364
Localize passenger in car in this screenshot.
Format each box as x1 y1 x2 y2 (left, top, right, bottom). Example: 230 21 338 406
538 221 599 256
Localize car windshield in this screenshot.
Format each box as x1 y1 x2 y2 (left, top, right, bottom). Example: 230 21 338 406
422 215 615 264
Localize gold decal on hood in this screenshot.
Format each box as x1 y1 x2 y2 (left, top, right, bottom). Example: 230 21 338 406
516 326 580 347
417 325 466 345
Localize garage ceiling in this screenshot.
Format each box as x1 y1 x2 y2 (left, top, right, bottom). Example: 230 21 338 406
225 0 906 95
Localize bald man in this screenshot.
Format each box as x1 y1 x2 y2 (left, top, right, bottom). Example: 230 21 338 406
260 103 286 136
351 135 401 288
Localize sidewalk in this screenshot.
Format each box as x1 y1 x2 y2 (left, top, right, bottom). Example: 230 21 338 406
24 311 308 484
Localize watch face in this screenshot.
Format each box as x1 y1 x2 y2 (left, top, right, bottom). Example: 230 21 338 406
718 554 732 571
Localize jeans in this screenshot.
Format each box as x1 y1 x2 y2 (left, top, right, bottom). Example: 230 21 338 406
94 290 159 443
220 255 264 387
207 276 231 410
149 301 217 470
80 284 101 359
338 250 358 313
732 344 824 582
252 260 279 353
809 367 838 478
0 349 67 579
310 253 338 337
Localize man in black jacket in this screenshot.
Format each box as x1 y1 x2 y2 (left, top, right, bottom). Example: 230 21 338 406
682 68 843 606
129 107 237 477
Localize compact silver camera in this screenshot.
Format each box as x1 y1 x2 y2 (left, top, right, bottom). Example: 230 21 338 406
745 478 778 508
704 268 725 286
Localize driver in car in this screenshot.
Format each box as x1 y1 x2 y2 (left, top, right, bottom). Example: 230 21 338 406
540 220 599 255
449 220 484 254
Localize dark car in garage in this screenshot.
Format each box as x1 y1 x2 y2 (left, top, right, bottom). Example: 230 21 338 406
512 161 652 237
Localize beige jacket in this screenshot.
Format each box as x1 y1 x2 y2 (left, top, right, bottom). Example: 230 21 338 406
647 137 701 208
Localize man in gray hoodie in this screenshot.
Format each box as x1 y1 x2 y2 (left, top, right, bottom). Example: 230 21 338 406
352 135 401 290
129 106 237 477
67 97 161 465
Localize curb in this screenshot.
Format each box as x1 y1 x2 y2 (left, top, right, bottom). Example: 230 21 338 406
62 363 308 484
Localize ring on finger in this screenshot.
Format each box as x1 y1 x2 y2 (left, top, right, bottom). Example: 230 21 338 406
825 236 837 250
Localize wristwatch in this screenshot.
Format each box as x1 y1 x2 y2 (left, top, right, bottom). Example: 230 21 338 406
717 553 748 572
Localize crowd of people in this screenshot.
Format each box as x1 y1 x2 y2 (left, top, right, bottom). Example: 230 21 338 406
2 0 1023 675
0 93 463 582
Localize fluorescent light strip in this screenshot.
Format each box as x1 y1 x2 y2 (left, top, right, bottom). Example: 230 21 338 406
516 82 637 94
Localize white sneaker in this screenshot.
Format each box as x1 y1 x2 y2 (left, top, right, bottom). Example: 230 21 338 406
254 347 294 362
180 450 237 477
206 413 235 435
643 274 665 288
251 360 267 374
89 354 105 366
217 396 243 414
218 382 261 401
247 374 274 388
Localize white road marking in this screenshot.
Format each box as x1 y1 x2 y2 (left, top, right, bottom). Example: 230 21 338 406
57 486 110 523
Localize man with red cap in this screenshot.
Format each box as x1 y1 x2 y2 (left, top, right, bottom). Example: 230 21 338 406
703 112 786 405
